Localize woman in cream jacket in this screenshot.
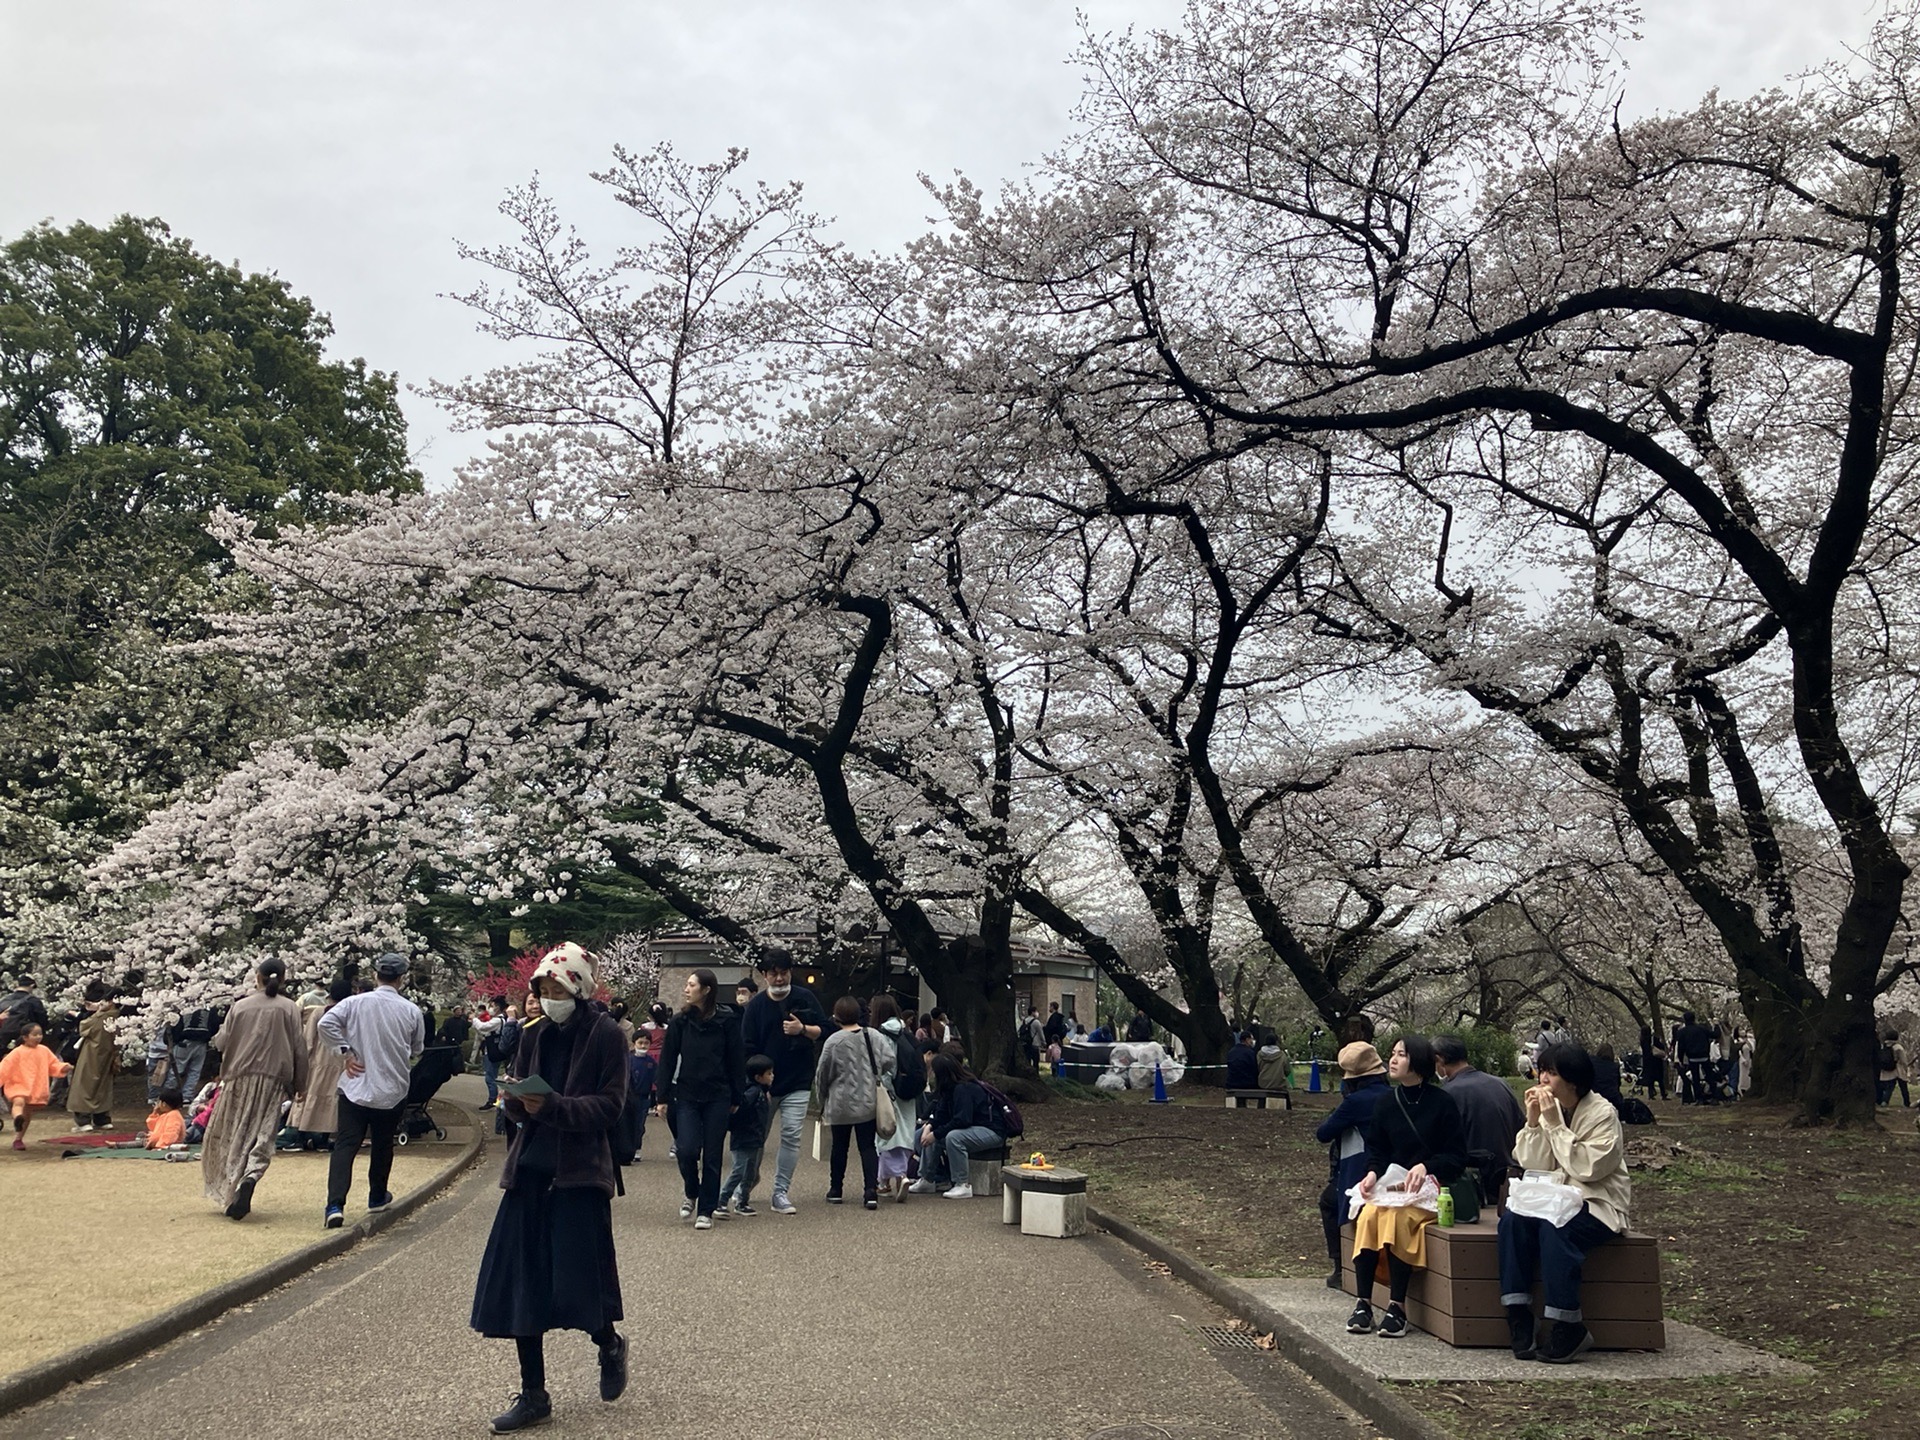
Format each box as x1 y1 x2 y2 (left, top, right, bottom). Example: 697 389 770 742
1497 1042 1630 1365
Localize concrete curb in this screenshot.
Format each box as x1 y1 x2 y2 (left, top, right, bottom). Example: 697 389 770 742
0 1111 488 1419
1088 1204 1453 1440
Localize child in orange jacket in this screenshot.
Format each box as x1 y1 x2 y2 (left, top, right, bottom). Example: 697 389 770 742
1 1023 73 1151
145 1089 187 1149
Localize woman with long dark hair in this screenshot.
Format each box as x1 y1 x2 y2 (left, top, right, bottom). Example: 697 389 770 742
202 959 308 1220
655 967 745 1229
472 943 630 1432
1345 1035 1466 1339
910 1053 1001 1198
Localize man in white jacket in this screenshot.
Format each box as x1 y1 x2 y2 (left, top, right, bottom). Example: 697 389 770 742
1496 1042 1630 1366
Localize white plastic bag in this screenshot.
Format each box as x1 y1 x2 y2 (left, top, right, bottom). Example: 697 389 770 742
1346 1163 1440 1219
1094 1070 1129 1091
1505 1173 1585 1228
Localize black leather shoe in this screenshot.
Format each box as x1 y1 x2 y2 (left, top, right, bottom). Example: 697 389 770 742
1506 1305 1536 1360
598 1334 628 1402
225 1178 256 1220
490 1391 552 1432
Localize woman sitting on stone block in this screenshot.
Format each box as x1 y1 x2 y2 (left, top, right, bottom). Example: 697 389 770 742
1499 1041 1632 1365
1345 1035 1467 1339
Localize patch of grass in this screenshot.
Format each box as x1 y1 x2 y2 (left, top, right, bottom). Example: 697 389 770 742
1037 1074 1118 1103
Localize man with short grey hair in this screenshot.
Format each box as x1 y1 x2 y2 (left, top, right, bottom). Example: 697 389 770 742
1434 1034 1526 1202
317 953 424 1228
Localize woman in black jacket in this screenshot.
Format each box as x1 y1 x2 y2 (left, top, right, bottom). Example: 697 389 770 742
1346 1036 1467 1339
910 1054 1001 1197
654 968 745 1229
471 944 629 1433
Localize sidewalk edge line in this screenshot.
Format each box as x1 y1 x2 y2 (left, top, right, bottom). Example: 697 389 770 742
1087 1203 1454 1440
0 1115 488 1418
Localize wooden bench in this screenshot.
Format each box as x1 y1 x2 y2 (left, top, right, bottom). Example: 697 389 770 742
1225 1087 1292 1110
1339 1217 1665 1350
1001 1163 1089 1237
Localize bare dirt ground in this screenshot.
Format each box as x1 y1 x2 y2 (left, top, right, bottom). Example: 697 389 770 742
1022 1083 1920 1440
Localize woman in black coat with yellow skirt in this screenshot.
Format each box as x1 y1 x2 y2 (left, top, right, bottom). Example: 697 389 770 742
1345 1035 1467 1339
471 944 629 1433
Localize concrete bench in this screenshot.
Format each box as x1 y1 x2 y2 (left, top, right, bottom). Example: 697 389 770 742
1225 1088 1292 1110
1340 1217 1665 1350
968 1143 1010 1196
1001 1163 1089 1237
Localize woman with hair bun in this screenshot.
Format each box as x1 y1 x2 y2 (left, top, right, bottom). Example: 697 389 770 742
202 959 309 1219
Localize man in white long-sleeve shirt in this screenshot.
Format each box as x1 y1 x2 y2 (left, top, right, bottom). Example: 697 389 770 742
317 952 424 1228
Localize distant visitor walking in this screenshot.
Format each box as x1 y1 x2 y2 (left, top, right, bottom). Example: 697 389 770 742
201 958 309 1220
316 952 424 1228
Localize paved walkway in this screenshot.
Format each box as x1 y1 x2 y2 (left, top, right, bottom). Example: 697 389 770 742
2 1080 1377 1440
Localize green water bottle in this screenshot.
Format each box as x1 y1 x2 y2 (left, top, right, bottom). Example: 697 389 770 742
1437 1188 1455 1228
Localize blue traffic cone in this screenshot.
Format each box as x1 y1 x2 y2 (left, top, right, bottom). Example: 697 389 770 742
1151 1062 1170 1104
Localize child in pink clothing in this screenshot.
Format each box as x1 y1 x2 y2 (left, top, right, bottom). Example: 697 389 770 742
0 1024 73 1150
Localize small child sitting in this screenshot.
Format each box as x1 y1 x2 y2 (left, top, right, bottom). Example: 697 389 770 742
717 1055 774 1217
0 1022 73 1151
146 1089 187 1149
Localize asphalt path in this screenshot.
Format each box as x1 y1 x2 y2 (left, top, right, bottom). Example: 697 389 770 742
4 1083 1376 1440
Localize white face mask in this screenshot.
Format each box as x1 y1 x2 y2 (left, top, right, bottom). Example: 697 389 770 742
767 984 792 1000
542 997 577 1025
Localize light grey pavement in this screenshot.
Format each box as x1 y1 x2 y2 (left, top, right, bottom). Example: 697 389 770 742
4 1079 1381 1440
1240 1278 1810 1384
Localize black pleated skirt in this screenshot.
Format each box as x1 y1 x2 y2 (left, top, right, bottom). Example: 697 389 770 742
470 1176 623 1338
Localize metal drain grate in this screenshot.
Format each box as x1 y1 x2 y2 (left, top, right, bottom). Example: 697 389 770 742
1197 1323 1265 1350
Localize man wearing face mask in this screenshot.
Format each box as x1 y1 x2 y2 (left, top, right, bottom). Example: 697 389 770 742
739 946 830 1215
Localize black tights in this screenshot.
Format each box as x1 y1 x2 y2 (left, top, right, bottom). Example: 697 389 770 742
1352 1249 1414 1308
515 1328 618 1394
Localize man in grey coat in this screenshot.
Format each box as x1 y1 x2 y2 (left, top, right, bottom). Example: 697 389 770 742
1434 1034 1527 1204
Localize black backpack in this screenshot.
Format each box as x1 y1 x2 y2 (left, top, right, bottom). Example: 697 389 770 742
891 1030 927 1103
1879 1042 1898 1072
978 1079 1024 1139
1621 1096 1657 1125
177 1007 217 1042
486 1019 520 1065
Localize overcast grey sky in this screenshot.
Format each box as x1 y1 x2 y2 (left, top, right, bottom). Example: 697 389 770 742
0 2 1882 482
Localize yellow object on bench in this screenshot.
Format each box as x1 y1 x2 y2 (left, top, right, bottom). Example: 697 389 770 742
1340 1217 1665 1350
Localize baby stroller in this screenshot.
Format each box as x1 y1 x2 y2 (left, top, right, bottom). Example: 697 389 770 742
396 1044 464 1145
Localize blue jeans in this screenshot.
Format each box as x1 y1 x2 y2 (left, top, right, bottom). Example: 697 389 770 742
922 1124 1001 1186
770 1089 810 1198
719 1144 763 1207
1498 1204 1619 1322
482 1054 499 1105
673 1097 731 1217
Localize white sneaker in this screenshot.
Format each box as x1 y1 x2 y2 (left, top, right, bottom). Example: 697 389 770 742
678 1200 694 1221
693 1214 713 1230
943 1183 975 1200
74 1124 94 1134
908 1178 938 1195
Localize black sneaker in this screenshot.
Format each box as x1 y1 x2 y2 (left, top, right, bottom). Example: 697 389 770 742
490 1391 552 1432
1345 1301 1375 1334
367 1191 394 1212
863 1194 879 1210
1377 1306 1409 1339
1539 1321 1594 1364
825 1192 844 1205
732 1201 757 1216
1506 1305 1536 1360
1324 1268 1343 1290
225 1178 256 1221
598 1333 628 1402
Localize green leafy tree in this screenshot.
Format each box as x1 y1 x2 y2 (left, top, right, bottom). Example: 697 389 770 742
0 215 419 975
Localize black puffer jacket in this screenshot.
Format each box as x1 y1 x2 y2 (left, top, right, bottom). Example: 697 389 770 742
656 1007 746 1107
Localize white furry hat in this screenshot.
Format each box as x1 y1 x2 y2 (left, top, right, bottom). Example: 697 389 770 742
529 941 598 999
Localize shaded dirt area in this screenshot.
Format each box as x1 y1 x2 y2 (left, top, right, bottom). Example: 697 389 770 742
1022 1086 1920 1440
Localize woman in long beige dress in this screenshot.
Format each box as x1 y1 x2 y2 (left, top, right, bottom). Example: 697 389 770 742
201 959 307 1220
67 983 120 1131
287 980 350 1145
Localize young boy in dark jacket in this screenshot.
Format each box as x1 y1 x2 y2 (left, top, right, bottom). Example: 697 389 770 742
716 1056 774 1217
